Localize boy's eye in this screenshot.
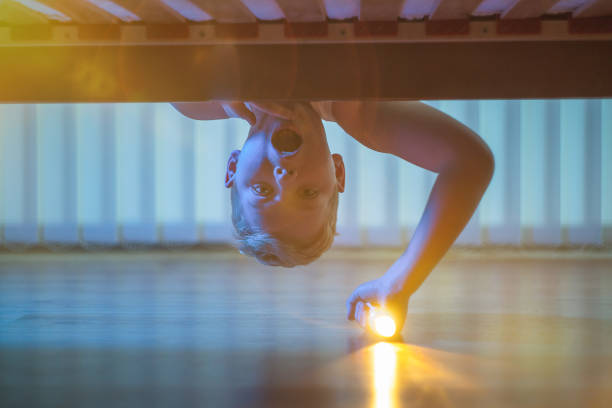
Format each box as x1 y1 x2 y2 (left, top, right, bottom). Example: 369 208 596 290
301 188 318 199
252 184 272 196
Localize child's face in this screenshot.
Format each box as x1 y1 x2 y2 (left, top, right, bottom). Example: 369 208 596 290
225 103 345 246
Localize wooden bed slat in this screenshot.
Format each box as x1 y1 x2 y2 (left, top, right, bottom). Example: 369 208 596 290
274 0 326 22
497 18 541 34
430 0 485 20
355 21 398 36
1 0 75 23
284 21 328 37
240 0 284 20
572 0 612 18
34 0 118 23
359 0 404 21
569 16 612 33
426 19 470 35
189 0 255 23
549 0 588 15
215 22 258 39
10 24 52 40
146 23 190 39
502 0 564 19
322 0 359 20
78 24 121 40
0 1 50 24
113 0 185 23
156 0 211 22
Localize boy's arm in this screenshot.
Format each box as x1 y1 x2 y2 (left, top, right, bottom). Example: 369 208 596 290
333 101 494 331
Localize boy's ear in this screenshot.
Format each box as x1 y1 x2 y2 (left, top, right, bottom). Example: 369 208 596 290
332 153 346 193
225 150 241 188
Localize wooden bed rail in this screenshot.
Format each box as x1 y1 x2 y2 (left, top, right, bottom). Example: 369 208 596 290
1 39 611 102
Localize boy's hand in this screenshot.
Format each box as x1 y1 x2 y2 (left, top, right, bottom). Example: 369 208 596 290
346 275 410 334
221 102 257 125
221 102 294 125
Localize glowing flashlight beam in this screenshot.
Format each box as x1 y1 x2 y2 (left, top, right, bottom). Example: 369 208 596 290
366 303 397 338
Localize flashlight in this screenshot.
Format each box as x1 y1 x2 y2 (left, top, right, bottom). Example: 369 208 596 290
366 302 397 338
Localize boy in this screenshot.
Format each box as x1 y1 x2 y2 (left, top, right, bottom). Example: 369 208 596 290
171 100 494 334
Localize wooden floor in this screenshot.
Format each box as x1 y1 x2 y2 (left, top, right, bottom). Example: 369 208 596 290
1 250 611 408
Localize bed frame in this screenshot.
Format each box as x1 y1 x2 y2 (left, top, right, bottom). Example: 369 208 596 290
1 0 611 102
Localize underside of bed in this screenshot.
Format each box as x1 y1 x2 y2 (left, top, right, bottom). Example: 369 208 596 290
1 0 611 102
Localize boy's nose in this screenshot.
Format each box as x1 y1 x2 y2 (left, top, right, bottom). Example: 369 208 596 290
274 166 297 184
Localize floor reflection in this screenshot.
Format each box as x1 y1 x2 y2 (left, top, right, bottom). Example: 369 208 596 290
333 337 478 408
2 254 611 407
372 342 398 408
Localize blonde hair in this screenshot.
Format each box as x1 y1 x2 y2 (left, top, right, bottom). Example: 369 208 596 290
230 184 339 267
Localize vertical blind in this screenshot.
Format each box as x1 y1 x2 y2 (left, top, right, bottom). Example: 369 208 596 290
0 99 610 248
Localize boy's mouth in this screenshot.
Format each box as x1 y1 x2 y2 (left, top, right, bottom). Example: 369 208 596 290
272 129 302 154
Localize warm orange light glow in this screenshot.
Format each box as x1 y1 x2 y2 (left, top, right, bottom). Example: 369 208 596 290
368 343 474 408
373 315 396 338
367 303 397 338
319 343 475 408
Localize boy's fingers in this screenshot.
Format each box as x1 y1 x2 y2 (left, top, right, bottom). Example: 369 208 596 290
248 102 294 120
346 299 356 320
346 291 362 320
223 102 256 125
346 307 352 320
235 103 256 125
355 301 365 328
